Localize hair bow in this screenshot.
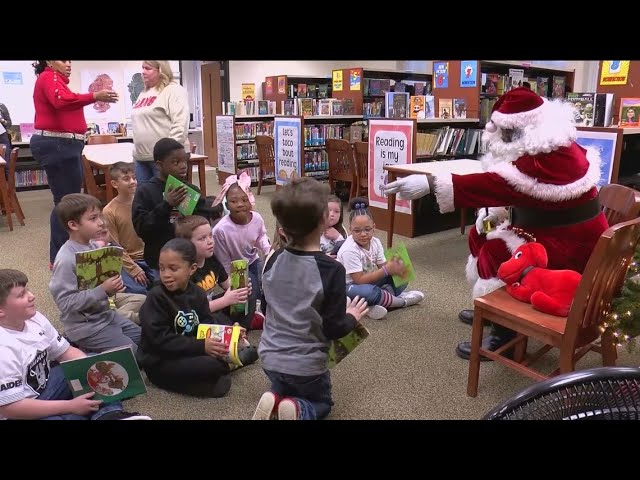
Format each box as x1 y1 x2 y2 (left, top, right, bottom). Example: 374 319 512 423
355 202 366 210
212 171 256 209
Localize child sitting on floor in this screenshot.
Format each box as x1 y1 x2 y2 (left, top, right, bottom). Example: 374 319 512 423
336 197 425 320
320 195 347 257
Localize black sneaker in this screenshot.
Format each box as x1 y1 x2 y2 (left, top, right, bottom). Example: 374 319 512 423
238 345 259 367
97 410 152 420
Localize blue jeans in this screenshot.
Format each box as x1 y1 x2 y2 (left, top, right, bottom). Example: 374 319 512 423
135 160 158 184
38 365 124 420
121 260 157 295
264 369 333 420
346 276 406 306
30 135 85 263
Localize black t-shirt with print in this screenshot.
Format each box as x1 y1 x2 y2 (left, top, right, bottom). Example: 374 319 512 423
192 255 229 301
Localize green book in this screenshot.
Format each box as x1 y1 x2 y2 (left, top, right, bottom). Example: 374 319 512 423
384 242 416 287
327 324 370 369
60 346 147 403
229 259 249 315
75 245 124 290
164 174 201 216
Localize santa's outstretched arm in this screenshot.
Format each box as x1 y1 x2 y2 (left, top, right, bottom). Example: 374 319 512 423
382 171 530 214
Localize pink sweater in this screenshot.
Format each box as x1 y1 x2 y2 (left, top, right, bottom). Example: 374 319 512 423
212 211 271 272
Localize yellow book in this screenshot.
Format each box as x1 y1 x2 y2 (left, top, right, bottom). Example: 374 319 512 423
196 324 245 366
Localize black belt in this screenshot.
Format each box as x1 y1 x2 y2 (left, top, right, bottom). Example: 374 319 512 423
510 196 601 228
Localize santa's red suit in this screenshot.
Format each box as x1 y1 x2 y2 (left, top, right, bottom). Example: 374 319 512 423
383 87 609 358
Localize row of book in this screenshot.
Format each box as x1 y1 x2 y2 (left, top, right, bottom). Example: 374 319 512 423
234 121 273 140
282 98 356 117
236 143 257 161
304 150 329 172
417 127 483 157
14 168 48 188
286 83 331 99
223 100 278 116
482 72 566 99
363 78 432 97
304 124 346 146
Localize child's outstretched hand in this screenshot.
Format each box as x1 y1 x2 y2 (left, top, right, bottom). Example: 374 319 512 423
346 295 369 322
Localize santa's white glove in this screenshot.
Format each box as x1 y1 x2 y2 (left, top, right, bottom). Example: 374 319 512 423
382 175 430 200
475 207 509 235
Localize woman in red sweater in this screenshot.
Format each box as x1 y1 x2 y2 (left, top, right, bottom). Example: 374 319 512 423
29 60 119 266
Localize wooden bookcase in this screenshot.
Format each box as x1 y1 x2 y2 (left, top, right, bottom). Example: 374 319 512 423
262 75 332 114
331 68 432 116
215 114 275 186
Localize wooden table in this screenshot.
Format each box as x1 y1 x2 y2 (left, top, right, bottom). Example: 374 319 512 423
82 143 209 202
384 159 483 247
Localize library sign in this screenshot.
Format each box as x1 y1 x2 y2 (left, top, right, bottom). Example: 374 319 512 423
274 116 302 185
368 119 415 214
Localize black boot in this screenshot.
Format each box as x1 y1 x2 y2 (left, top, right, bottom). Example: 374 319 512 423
458 309 474 325
455 328 516 361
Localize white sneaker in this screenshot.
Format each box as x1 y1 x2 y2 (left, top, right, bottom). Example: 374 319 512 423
400 290 425 307
367 304 388 320
252 392 277 420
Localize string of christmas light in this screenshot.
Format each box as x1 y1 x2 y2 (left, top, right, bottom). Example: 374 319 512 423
604 256 640 351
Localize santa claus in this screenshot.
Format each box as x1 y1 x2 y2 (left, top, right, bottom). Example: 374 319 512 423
383 87 609 360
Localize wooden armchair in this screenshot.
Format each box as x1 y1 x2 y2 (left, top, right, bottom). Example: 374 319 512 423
599 183 640 225
255 135 276 195
81 154 107 205
467 216 640 397
326 138 356 200
0 147 26 231
353 141 368 197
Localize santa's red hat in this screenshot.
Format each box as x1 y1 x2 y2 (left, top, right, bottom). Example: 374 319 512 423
485 87 546 132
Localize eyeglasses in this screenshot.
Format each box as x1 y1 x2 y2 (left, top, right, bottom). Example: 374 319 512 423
352 227 374 235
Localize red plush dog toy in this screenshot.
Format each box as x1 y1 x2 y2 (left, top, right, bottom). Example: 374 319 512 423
497 242 582 317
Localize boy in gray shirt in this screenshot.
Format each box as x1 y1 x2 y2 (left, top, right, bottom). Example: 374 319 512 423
49 193 141 353
253 178 368 421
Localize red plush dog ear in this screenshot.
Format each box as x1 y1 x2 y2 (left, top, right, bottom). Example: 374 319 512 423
528 242 548 268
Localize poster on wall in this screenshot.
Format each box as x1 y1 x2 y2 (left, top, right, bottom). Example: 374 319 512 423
81 70 121 119
332 70 343 92
123 69 144 119
460 61 477 88
274 116 302 186
277 76 286 94
600 61 630 86
265 78 273 96
242 83 256 100
433 62 449 89
368 119 414 213
216 115 236 174
349 69 361 91
575 129 617 188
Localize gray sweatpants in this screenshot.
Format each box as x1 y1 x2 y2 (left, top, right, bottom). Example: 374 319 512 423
76 312 141 354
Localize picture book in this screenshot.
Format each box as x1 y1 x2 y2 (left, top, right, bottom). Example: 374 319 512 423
410 95 426 119
384 242 416 287
229 259 249 315
327 324 370 369
75 245 124 290
164 174 201 216
453 98 467 119
196 324 248 366
60 346 147 403
619 98 640 127
566 93 595 127
439 98 453 119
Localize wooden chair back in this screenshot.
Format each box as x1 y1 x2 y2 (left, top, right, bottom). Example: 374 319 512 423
255 135 276 194
87 134 118 145
326 138 356 198
599 183 640 226
353 141 368 197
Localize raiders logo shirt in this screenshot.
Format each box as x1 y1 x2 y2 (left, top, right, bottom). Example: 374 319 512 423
0 312 69 419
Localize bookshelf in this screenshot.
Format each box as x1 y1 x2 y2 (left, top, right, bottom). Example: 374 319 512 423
215 114 275 186
262 75 332 114
331 68 432 117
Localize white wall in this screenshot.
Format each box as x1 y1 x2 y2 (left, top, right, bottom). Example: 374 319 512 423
228 61 434 101
0 60 180 126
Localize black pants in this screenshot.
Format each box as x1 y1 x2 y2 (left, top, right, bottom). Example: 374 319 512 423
145 356 231 398
29 135 84 263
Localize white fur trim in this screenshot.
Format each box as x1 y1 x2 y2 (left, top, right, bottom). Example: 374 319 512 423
472 277 506 299
433 173 454 213
465 254 479 286
491 102 545 130
482 100 577 160
488 146 601 202
486 222 527 253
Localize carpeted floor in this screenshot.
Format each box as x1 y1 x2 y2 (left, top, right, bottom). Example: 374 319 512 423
1 170 638 420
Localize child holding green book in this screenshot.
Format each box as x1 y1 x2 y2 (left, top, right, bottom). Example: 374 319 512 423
336 197 424 320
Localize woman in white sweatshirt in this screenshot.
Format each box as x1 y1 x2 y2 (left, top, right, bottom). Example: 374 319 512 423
130 60 190 183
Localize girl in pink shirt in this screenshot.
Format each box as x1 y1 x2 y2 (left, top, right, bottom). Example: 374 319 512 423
212 181 271 327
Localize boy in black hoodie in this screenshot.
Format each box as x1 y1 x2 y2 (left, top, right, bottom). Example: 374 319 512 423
132 138 209 275
137 238 258 398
